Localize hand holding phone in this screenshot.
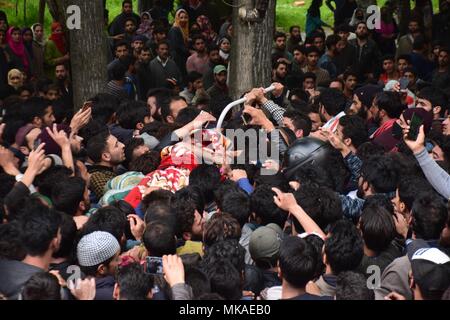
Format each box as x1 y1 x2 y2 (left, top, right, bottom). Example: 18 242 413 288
145 256 163 275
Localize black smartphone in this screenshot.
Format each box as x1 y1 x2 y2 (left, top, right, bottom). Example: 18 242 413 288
242 113 252 125
145 256 163 275
407 113 423 141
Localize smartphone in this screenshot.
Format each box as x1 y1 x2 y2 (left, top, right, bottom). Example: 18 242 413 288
392 121 403 140
242 113 252 125
407 113 423 141
399 77 409 91
145 256 163 275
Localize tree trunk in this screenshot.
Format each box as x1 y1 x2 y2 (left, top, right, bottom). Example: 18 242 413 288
138 0 154 13
67 0 108 111
46 0 66 25
38 0 46 25
398 0 411 36
229 0 276 100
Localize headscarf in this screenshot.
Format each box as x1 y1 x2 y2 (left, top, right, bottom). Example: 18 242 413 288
197 15 215 42
31 23 45 47
7 68 24 90
173 9 189 44
22 27 34 59
49 22 67 55
6 27 29 70
136 12 153 39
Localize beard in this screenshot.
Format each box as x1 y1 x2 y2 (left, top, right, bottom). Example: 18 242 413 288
357 33 368 40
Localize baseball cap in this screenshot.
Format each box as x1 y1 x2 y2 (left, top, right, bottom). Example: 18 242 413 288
213 65 227 75
249 224 283 263
410 247 450 298
77 231 120 267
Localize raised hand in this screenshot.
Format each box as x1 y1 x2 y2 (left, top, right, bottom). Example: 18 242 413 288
68 277 96 300
128 214 145 241
46 124 70 149
403 125 425 155
162 255 185 288
272 187 298 212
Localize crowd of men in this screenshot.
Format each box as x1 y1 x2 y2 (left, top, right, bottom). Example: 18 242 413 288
0 0 450 301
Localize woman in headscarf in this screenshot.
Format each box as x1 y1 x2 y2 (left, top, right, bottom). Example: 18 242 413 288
44 22 69 80
31 23 46 80
218 36 231 65
168 9 190 82
7 68 24 91
136 11 153 40
196 15 217 45
4 27 32 76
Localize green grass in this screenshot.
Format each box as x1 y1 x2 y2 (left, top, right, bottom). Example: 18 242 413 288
2 0 442 34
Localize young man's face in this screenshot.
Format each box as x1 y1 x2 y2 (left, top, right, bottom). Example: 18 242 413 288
139 50 152 64
338 31 349 42
303 77 315 90
46 90 60 101
291 27 301 39
345 75 357 91
194 38 206 53
336 40 346 52
443 116 450 136
313 37 324 51
116 45 129 59
20 89 31 101
157 44 169 60
106 135 125 165
391 189 406 216
132 40 144 52
404 71 416 84
275 64 288 80
125 20 136 34
191 210 205 241
193 79 204 91
209 50 221 64
55 65 67 80
215 71 227 86
42 106 56 126
293 49 304 64
275 36 286 51
408 21 419 34
369 100 381 123
383 59 395 73
154 32 166 42
147 96 158 116
308 112 322 132
397 58 409 74
168 99 188 123
438 51 449 68
355 24 368 39
123 3 133 14
307 52 319 67
0 20 7 31
23 30 33 42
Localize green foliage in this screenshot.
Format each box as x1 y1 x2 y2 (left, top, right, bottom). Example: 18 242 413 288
1 0 441 35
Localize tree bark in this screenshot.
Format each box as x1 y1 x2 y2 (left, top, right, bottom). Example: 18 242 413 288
138 0 154 13
38 0 46 25
46 0 66 25
229 0 276 100
398 0 411 36
66 0 108 111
